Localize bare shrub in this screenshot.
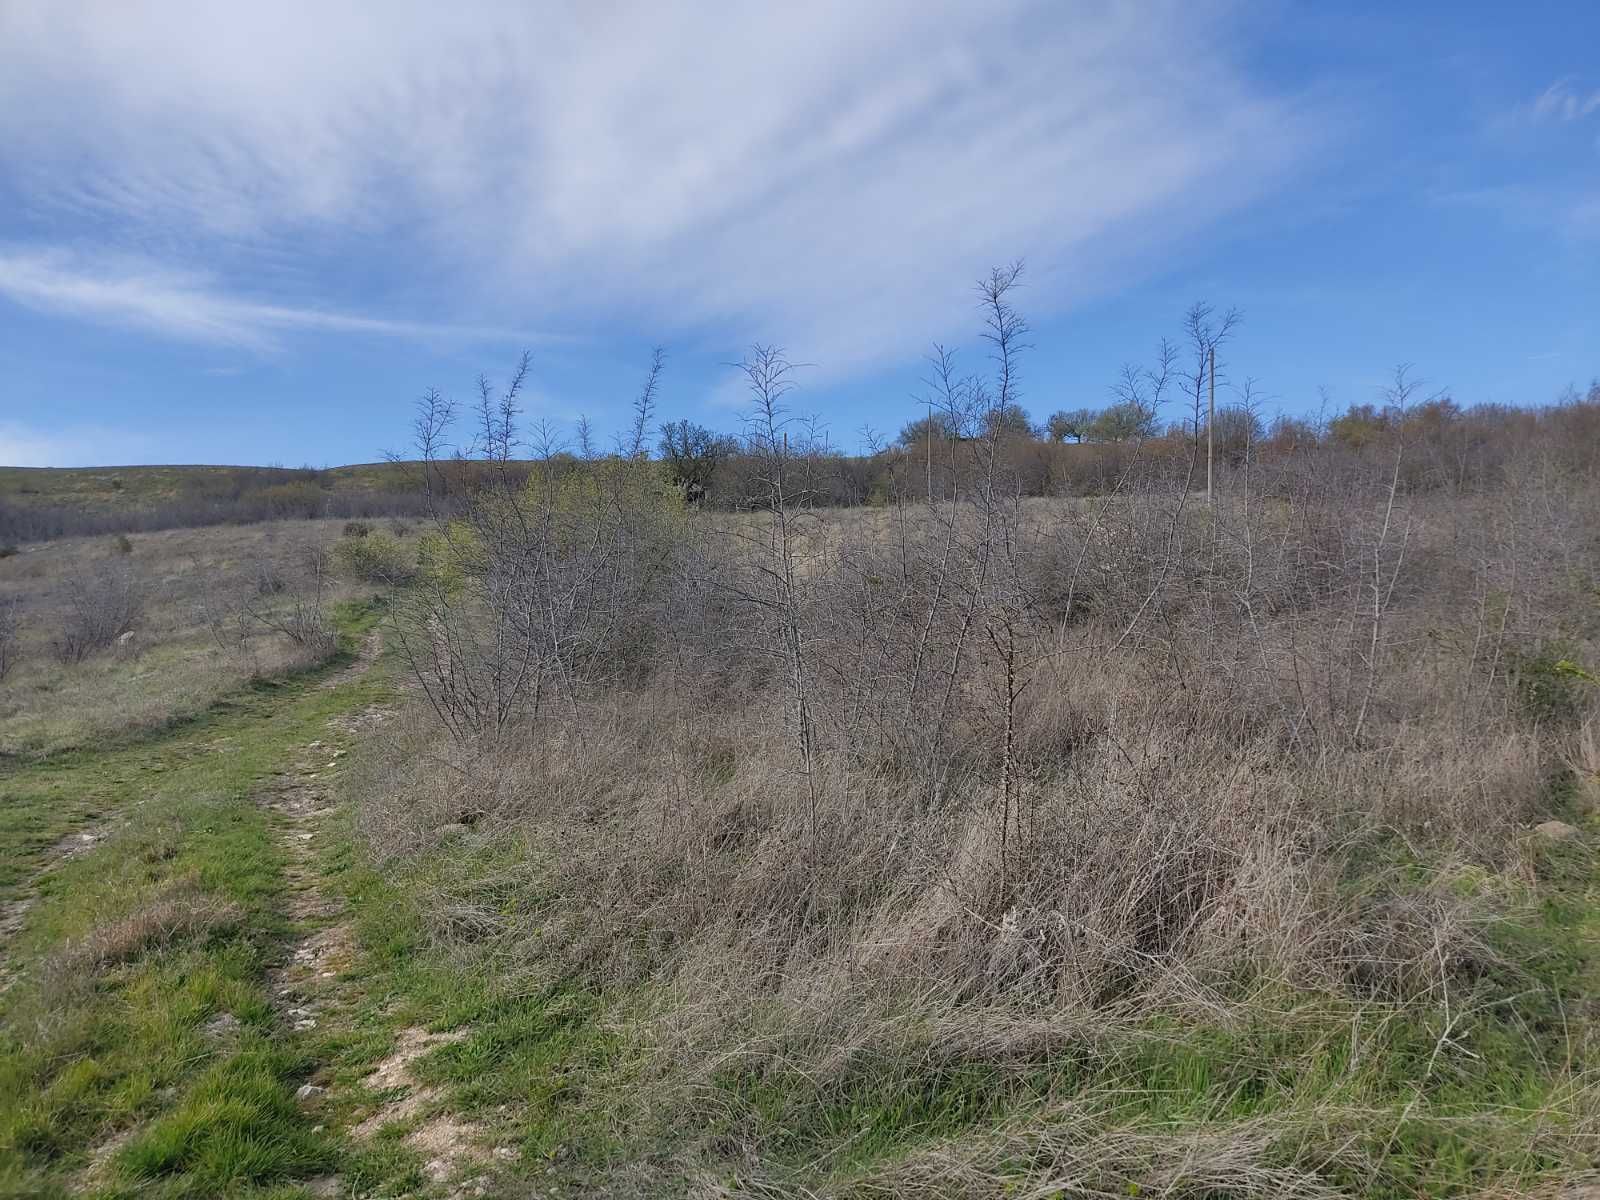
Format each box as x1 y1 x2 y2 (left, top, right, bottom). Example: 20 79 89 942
51 562 145 664
252 553 286 596
388 351 684 741
0 596 20 681
352 274 1600 1191
248 542 337 661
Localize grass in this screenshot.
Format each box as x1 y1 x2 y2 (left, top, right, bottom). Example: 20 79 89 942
0 520 365 757
0 464 414 517
299 783 1596 1198
0 600 385 1199
3 481 1599 1197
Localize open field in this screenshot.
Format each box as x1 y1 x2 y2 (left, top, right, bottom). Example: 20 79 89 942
3 382 1600 1198
0 465 412 517
0 520 375 758
8 3 1600 1195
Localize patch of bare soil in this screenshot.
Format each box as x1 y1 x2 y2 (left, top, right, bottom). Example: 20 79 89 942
354 1025 498 1191
264 633 389 1019
266 633 510 1196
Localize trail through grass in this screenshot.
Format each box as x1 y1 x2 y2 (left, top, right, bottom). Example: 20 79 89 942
4 588 1598 1198
0 601 389 1199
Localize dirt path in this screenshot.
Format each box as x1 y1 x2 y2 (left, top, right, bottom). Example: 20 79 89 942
1 634 388 997
261 633 501 1197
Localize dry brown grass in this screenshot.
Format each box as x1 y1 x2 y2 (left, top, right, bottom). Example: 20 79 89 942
347 418 1600 1192
0 519 362 755
43 877 241 980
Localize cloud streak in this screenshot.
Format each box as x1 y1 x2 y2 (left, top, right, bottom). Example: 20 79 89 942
0 250 536 351
1529 79 1600 125
0 1 1317 368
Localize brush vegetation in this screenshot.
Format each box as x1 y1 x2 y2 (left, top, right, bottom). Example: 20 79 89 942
336 282 1600 1195
0 521 365 758
1 274 1598 1197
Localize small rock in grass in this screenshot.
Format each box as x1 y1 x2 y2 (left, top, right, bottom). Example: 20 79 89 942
295 1083 326 1101
1534 820 1580 841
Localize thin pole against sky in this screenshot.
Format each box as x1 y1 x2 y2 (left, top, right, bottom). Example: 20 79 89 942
1206 345 1215 505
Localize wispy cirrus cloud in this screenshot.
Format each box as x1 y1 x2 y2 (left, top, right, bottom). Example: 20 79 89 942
1526 78 1600 125
1471 77 1600 241
0 1 1319 370
0 249 538 351
1489 77 1600 144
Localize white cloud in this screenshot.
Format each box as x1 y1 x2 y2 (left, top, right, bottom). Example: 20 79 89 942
0 249 536 350
0 421 158 468
1492 77 1600 138
1529 79 1600 124
0 1 1316 369
1433 184 1600 243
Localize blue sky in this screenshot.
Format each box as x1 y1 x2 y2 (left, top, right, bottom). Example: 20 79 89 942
0 1 1595 467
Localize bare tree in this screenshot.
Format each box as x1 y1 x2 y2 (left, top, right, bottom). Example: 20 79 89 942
1351 364 1421 743
658 419 725 506
620 346 666 460
392 387 457 518
735 345 822 833
474 350 530 481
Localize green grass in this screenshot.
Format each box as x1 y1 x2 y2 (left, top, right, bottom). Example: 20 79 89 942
0 601 386 1199
305 780 1600 1198
4 583 1596 1197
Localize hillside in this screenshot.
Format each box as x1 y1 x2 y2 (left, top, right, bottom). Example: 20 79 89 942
0 463 412 515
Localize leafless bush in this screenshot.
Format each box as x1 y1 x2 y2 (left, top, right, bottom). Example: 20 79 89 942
195 561 262 677
388 352 683 741
51 562 146 664
247 542 336 661
0 596 21 681
354 272 1600 1189
252 553 286 596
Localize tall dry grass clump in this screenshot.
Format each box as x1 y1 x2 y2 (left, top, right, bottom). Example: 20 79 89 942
355 283 1600 1193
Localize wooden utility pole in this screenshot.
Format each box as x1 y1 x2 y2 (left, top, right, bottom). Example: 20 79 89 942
1206 345 1215 505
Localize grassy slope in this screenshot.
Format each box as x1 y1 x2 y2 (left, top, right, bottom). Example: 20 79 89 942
3 582 1596 1197
317 779 1600 1197
0 464 412 515
0 602 386 1200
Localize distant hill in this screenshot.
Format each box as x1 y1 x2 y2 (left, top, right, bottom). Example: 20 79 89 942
0 463 411 515
0 462 430 543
